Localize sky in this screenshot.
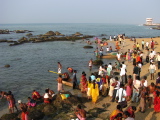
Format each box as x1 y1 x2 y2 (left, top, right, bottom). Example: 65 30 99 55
0 0 160 24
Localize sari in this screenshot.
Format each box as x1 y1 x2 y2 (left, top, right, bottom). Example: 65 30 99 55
90 83 99 103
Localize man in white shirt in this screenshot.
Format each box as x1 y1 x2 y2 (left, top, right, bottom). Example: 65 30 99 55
141 76 148 87
146 42 149 49
117 52 121 61
149 51 155 61
116 84 127 103
108 63 112 71
120 65 126 84
131 76 141 103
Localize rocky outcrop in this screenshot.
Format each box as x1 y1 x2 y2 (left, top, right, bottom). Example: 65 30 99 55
0 30 94 46
152 26 160 30
0 39 7 42
0 30 10 34
14 30 30 33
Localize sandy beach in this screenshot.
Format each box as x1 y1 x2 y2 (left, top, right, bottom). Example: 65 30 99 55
1 36 160 120
81 37 160 120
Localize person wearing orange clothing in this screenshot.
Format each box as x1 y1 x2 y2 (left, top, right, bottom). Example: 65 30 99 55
136 54 141 64
67 67 73 73
32 90 41 100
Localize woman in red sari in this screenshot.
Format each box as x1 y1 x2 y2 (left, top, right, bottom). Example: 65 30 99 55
80 72 87 93
154 91 160 112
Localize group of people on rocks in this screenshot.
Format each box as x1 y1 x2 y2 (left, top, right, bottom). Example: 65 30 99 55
1 36 160 120
0 88 56 120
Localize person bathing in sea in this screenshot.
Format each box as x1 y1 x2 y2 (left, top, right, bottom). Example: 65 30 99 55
0 91 7 99
57 75 64 92
58 62 62 73
88 58 93 71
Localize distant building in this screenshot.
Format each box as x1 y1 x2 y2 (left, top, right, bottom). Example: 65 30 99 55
146 18 153 25
143 18 160 26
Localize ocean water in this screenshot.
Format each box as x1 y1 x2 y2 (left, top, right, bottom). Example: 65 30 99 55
0 23 159 116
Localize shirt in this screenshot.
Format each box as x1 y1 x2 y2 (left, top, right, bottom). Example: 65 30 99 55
133 80 141 92
149 64 156 70
91 75 96 81
120 68 125 76
116 88 126 102
156 55 160 61
115 81 120 89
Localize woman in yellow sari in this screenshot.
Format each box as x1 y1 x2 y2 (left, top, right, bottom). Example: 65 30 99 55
90 80 99 104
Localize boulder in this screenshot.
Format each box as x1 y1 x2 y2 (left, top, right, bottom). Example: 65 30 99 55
74 32 83 36
18 37 28 43
4 64 10 68
55 31 61 36
44 31 55 36
83 46 93 48
26 33 33 36
93 60 103 65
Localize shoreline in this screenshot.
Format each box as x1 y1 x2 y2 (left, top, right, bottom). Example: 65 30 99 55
1 36 160 119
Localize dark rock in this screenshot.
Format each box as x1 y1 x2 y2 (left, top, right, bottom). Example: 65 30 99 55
14 30 26 33
0 29 10 34
0 113 20 120
0 39 7 42
43 104 57 115
26 33 33 36
28 109 44 120
44 31 55 36
93 60 103 65
55 31 61 36
74 32 83 36
4 64 10 68
83 46 93 48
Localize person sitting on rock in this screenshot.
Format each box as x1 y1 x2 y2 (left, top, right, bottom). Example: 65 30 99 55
43 89 52 104
32 90 41 100
75 104 86 120
62 72 70 81
27 97 36 109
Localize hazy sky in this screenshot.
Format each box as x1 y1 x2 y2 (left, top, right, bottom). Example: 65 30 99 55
0 0 160 24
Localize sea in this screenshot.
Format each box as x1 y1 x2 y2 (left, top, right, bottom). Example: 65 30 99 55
0 23 160 116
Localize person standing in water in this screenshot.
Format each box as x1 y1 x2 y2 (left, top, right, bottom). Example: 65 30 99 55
88 59 93 71
73 70 78 89
57 75 64 92
57 62 62 74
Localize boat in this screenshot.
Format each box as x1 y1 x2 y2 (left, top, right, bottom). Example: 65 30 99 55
62 79 73 87
98 54 116 59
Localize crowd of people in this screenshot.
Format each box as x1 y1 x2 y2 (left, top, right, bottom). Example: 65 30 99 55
67 36 160 120
1 35 160 120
